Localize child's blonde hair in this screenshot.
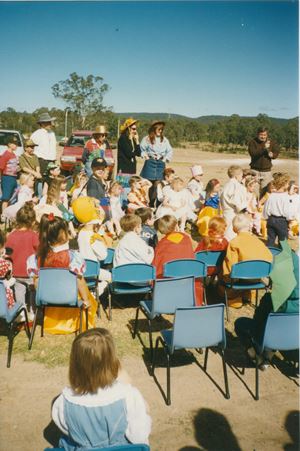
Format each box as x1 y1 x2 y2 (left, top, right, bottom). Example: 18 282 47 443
19 173 34 186
171 177 184 189
129 176 142 188
232 213 251 233
109 181 122 195
155 214 178 235
245 176 258 189
227 165 243 179
69 328 120 394
120 214 141 232
202 216 227 248
272 173 290 191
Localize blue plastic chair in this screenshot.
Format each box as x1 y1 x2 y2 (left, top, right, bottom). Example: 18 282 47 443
152 304 229 405
249 312 299 400
0 282 30 368
84 259 100 316
100 247 115 269
29 268 88 349
195 250 226 280
163 259 207 304
267 246 282 258
45 445 150 451
133 276 195 358
224 260 272 320
109 264 156 321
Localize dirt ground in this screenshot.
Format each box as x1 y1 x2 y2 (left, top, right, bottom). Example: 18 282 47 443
0 147 299 451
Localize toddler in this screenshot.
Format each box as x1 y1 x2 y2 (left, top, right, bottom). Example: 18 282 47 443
187 165 205 210
70 172 88 202
287 180 299 238
156 167 175 205
135 207 158 248
3 173 37 221
109 181 124 236
245 176 261 235
42 162 61 196
127 176 149 212
197 178 221 237
52 328 151 449
113 214 154 266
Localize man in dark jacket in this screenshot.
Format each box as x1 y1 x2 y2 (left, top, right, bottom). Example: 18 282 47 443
248 127 280 192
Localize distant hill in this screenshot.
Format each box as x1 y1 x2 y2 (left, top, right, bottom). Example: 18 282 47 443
115 112 292 125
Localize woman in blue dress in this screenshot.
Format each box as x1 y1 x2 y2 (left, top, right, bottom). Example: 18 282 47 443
140 121 173 207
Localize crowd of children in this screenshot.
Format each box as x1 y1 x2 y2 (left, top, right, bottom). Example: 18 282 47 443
0 130 298 448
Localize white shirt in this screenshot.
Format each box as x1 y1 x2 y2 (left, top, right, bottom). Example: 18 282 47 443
220 178 247 214
31 128 57 160
113 231 154 266
78 230 108 262
263 192 295 221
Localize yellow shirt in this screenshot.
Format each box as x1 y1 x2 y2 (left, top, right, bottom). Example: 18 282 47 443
223 231 273 276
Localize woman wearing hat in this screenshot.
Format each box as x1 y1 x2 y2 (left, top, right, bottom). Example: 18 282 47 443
82 125 110 177
117 118 141 175
30 112 57 178
140 121 173 207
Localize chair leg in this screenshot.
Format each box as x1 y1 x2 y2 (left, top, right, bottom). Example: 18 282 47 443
255 290 258 308
29 307 39 350
132 307 140 338
108 292 112 322
151 336 160 375
166 352 171 406
221 349 230 399
255 355 260 401
148 319 153 360
224 289 230 321
23 308 31 340
85 307 89 331
204 348 209 371
203 286 207 306
41 306 45 338
79 307 83 333
7 323 14 368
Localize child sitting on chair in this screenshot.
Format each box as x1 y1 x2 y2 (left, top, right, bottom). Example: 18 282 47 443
52 328 151 449
113 214 154 266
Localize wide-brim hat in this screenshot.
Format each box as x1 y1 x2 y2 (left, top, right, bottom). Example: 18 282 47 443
151 120 166 128
37 112 56 123
47 161 60 171
92 125 108 135
120 118 138 133
24 139 38 148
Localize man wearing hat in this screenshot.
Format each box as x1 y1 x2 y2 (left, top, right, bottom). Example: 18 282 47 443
82 125 110 177
30 112 57 177
117 118 140 175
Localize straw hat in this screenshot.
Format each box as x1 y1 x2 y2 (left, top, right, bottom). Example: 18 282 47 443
24 139 38 148
92 125 108 135
120 118 138 134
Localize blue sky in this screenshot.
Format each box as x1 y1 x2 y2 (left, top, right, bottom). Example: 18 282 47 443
0 1 298 118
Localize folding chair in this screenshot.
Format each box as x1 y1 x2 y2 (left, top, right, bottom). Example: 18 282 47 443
152 304 230 405
84 259 100 316
195 250 226 280
45 444 150 451
133 276 195 358
163 259 207 304
100 247 115 271
224 260 272 320
0 282 30 368
109 264 156 321
29 268 89 349
267 246 282 258
244 312 299 400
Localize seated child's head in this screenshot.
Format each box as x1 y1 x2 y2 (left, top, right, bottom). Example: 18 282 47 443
205 178 220 197
208 216 227 240
232 213 251 234
91 158 108 180
245 176 258 193
190 165 204 181
19 173 35 189
155 214 178 235
38 215 69 266
135 207 154 226
69 328 120 394
47 162 61 178
16 202 36 229
73 171 88 188
272 173 290 192
171 177 184 192
46 180 61 205
109 181 122 197
163 167 175 183
288 180 298 195
227 165 243 182
129 176 142 190
120 214 142 234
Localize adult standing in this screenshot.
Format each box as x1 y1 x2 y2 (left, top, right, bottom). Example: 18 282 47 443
117 118 141 175
248 127 280 192
30 112 57 178
82 125 110 177
140 121 173 207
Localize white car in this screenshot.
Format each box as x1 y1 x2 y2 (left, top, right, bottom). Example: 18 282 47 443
0 129 24 157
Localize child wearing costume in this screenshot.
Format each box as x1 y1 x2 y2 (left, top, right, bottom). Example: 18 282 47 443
196 178 221 237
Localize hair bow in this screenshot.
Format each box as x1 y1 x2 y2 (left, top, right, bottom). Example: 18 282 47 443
48 213 55 222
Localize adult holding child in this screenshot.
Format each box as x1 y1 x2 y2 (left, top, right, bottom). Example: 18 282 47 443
30 112 57 178
248 127 280 192
140 120 173 207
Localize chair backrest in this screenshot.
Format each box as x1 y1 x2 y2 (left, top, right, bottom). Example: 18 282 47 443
195 250 226 268
163 259 207 279
112 264 155 284
101 248 115 266
84 259 100 279
262 313 299 352
171 304 226 352
268 246 282 257
36 268 78 306
0 281 9 320
151 276 195 315
230 260 272 280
